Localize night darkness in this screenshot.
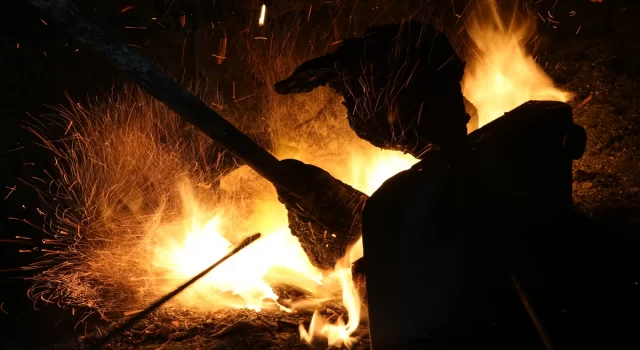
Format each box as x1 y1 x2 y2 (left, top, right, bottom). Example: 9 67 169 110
2 1 640 349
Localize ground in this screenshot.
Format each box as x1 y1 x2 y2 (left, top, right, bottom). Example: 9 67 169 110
1 0 640 349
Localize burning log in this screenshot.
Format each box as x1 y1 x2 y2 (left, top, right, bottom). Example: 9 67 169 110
26 0 366 270
275 21 471 157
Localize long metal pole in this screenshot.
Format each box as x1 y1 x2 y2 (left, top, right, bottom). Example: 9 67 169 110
26 0 304 194
91 233 261 349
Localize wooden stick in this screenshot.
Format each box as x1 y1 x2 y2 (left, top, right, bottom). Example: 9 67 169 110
91 233 262 349
26 0 304 194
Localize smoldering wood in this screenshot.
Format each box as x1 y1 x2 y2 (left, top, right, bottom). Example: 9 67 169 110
27 0 369 270
275 21 471 158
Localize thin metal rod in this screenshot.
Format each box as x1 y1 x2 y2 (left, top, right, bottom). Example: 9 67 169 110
511 274 554 350
92 233 262 349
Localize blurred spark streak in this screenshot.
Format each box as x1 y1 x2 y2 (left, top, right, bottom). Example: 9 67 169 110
121 5 133 13
64 121 73 135
234 94 256 103
40 19 48 25
4 145 25 153
216 37 227 64
0 239 33 244
181 37 187 67
259 4 266 26
0 302 7 314
576 25 581 35
158 0 176 24
4 185 17 200
537 13 546 22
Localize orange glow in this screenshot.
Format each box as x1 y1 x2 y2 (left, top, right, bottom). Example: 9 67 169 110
25 2 574 347
461 0 573 127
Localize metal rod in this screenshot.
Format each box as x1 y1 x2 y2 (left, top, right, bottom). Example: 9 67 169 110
26 0 304 195
91 233 262 349
511 274 554 350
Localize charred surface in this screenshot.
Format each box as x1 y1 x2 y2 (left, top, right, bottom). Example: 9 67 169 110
275 22 470 157
277 159 368 270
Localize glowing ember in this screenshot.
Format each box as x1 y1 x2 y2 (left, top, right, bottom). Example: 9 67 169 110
259 4 266 26
461 0 573 127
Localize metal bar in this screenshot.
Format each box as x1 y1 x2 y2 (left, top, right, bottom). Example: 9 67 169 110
26 0 304 195
91 233 262 349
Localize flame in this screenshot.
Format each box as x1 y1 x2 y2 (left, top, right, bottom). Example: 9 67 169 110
461 0 573 127
24 1 575 347
299 238 364 348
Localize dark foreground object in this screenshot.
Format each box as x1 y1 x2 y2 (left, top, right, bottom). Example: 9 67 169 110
276 21 470 157
362 101 587 349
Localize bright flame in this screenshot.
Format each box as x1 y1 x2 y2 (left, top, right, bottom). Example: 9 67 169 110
25 1 576 347
259 4 266 26
299 238 364 348
142 85 416 345
461 0 573 127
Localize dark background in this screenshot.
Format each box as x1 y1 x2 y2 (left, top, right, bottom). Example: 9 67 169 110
2 0 640 348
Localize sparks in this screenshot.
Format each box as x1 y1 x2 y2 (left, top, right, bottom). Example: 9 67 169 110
259 4 266 27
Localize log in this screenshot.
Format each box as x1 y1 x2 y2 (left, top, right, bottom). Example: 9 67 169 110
275 21 471 157
26 0 370 270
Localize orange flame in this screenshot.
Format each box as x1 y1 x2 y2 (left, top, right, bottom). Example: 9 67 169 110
462 0 573 127
25 2 575 347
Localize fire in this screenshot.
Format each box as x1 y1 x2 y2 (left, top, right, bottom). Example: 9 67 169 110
300 237 364 348
461 0 573 127
21 1 574 348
